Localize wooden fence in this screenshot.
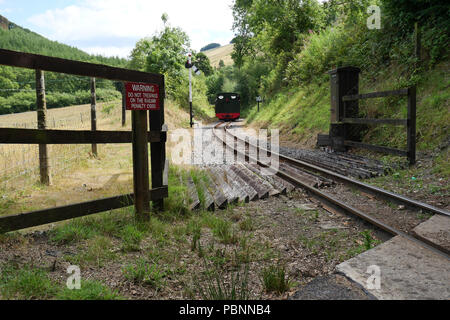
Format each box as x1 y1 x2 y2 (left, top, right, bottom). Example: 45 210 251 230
341 87 416 165
0 49 168 233
319 66 416 165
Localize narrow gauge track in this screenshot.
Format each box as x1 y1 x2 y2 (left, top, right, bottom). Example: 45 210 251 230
212 121 450 260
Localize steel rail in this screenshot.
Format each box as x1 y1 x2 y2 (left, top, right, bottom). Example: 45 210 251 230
212 122 450 259
223 123 450 218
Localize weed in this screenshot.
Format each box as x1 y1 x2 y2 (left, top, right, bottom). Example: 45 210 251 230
0 263 57 299
66 236 115 268
239 216 254 231
49 218 99 244
120 224 144 252
122 258 165 289
194 256 250 300
212 218 239 244
57 280 123 300
191 223 201 251
361 230 378 250
260 264 290 294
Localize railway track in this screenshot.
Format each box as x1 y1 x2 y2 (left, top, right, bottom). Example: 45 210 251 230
212 121 450 260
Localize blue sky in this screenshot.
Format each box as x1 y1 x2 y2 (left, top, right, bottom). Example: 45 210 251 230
0 0 235 58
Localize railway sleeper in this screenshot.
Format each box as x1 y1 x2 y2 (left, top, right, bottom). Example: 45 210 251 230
204 170 228 209
225 168 259 201
230 164 269 199
246 163 287 195
240 163 280 197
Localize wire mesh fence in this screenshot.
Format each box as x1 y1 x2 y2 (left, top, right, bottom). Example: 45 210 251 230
0 96 125 192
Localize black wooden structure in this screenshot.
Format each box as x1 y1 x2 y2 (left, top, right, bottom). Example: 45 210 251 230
318 66 416 165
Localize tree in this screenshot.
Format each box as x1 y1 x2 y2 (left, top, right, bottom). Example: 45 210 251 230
129 37 153 71
194 52 213 76
145 26 190 76
200 43 221 52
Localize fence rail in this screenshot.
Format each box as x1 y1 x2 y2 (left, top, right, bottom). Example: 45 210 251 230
0 187 168 233
342 88 408 101
0 128 166 144
0 49 167 233
342 86 416 165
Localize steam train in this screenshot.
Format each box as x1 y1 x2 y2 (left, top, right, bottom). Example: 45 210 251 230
215 92 240 121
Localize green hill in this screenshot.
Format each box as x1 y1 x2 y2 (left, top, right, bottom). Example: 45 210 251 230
0 14 127 66
0 15 128 115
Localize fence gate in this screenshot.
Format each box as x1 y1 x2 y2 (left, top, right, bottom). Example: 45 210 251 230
318 66 416 165
0 49 168 233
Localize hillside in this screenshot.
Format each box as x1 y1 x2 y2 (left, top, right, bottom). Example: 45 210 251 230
203 44 234 68
0 15 129 115
0 15 127 66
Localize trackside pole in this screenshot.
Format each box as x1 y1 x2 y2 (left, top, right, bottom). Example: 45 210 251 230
189 53 193 128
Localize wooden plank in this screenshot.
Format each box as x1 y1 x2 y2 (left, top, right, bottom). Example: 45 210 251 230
226 167 258 202
342 118 407 126
248 163 287 195
131 110 150 221
317 134 331 147
407 86 416 165
0 187 168 233
244 164 281 197
0 49 163 85
0 128 164 144
344 140 408 156
204 172 228 209
342 89 408 101
90 77 98 156
187 175 201 211
149 81 166 211
121 84 126 127
208 167 238 204
35 69 51 185
222 167 250 203
231 164 269 199
195 175 215 211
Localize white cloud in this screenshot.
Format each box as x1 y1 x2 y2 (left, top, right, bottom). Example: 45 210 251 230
27 0 234 57
81 45 134 58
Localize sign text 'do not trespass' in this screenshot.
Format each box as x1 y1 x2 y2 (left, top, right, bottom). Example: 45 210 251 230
125 82 160 110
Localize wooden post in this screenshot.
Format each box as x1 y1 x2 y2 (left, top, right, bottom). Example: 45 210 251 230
90 77 97 156
35 69 51 185
407 86 416 165
122 84 126 126
131 110 150 220
150 82 165 211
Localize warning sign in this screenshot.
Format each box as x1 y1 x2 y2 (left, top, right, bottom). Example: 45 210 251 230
125 82 160 110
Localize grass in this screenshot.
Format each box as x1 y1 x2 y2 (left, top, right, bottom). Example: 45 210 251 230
56 280 123 300
0 262 121 300
65 235 116 268
211 218 239 244
122 258 166 289
298 229 381 262
247 60 449 153
0 263 58 299
260 264 290 294
194 253 250 300
120 224 145 252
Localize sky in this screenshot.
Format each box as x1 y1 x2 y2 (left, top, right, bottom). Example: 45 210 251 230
0 0 235 58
